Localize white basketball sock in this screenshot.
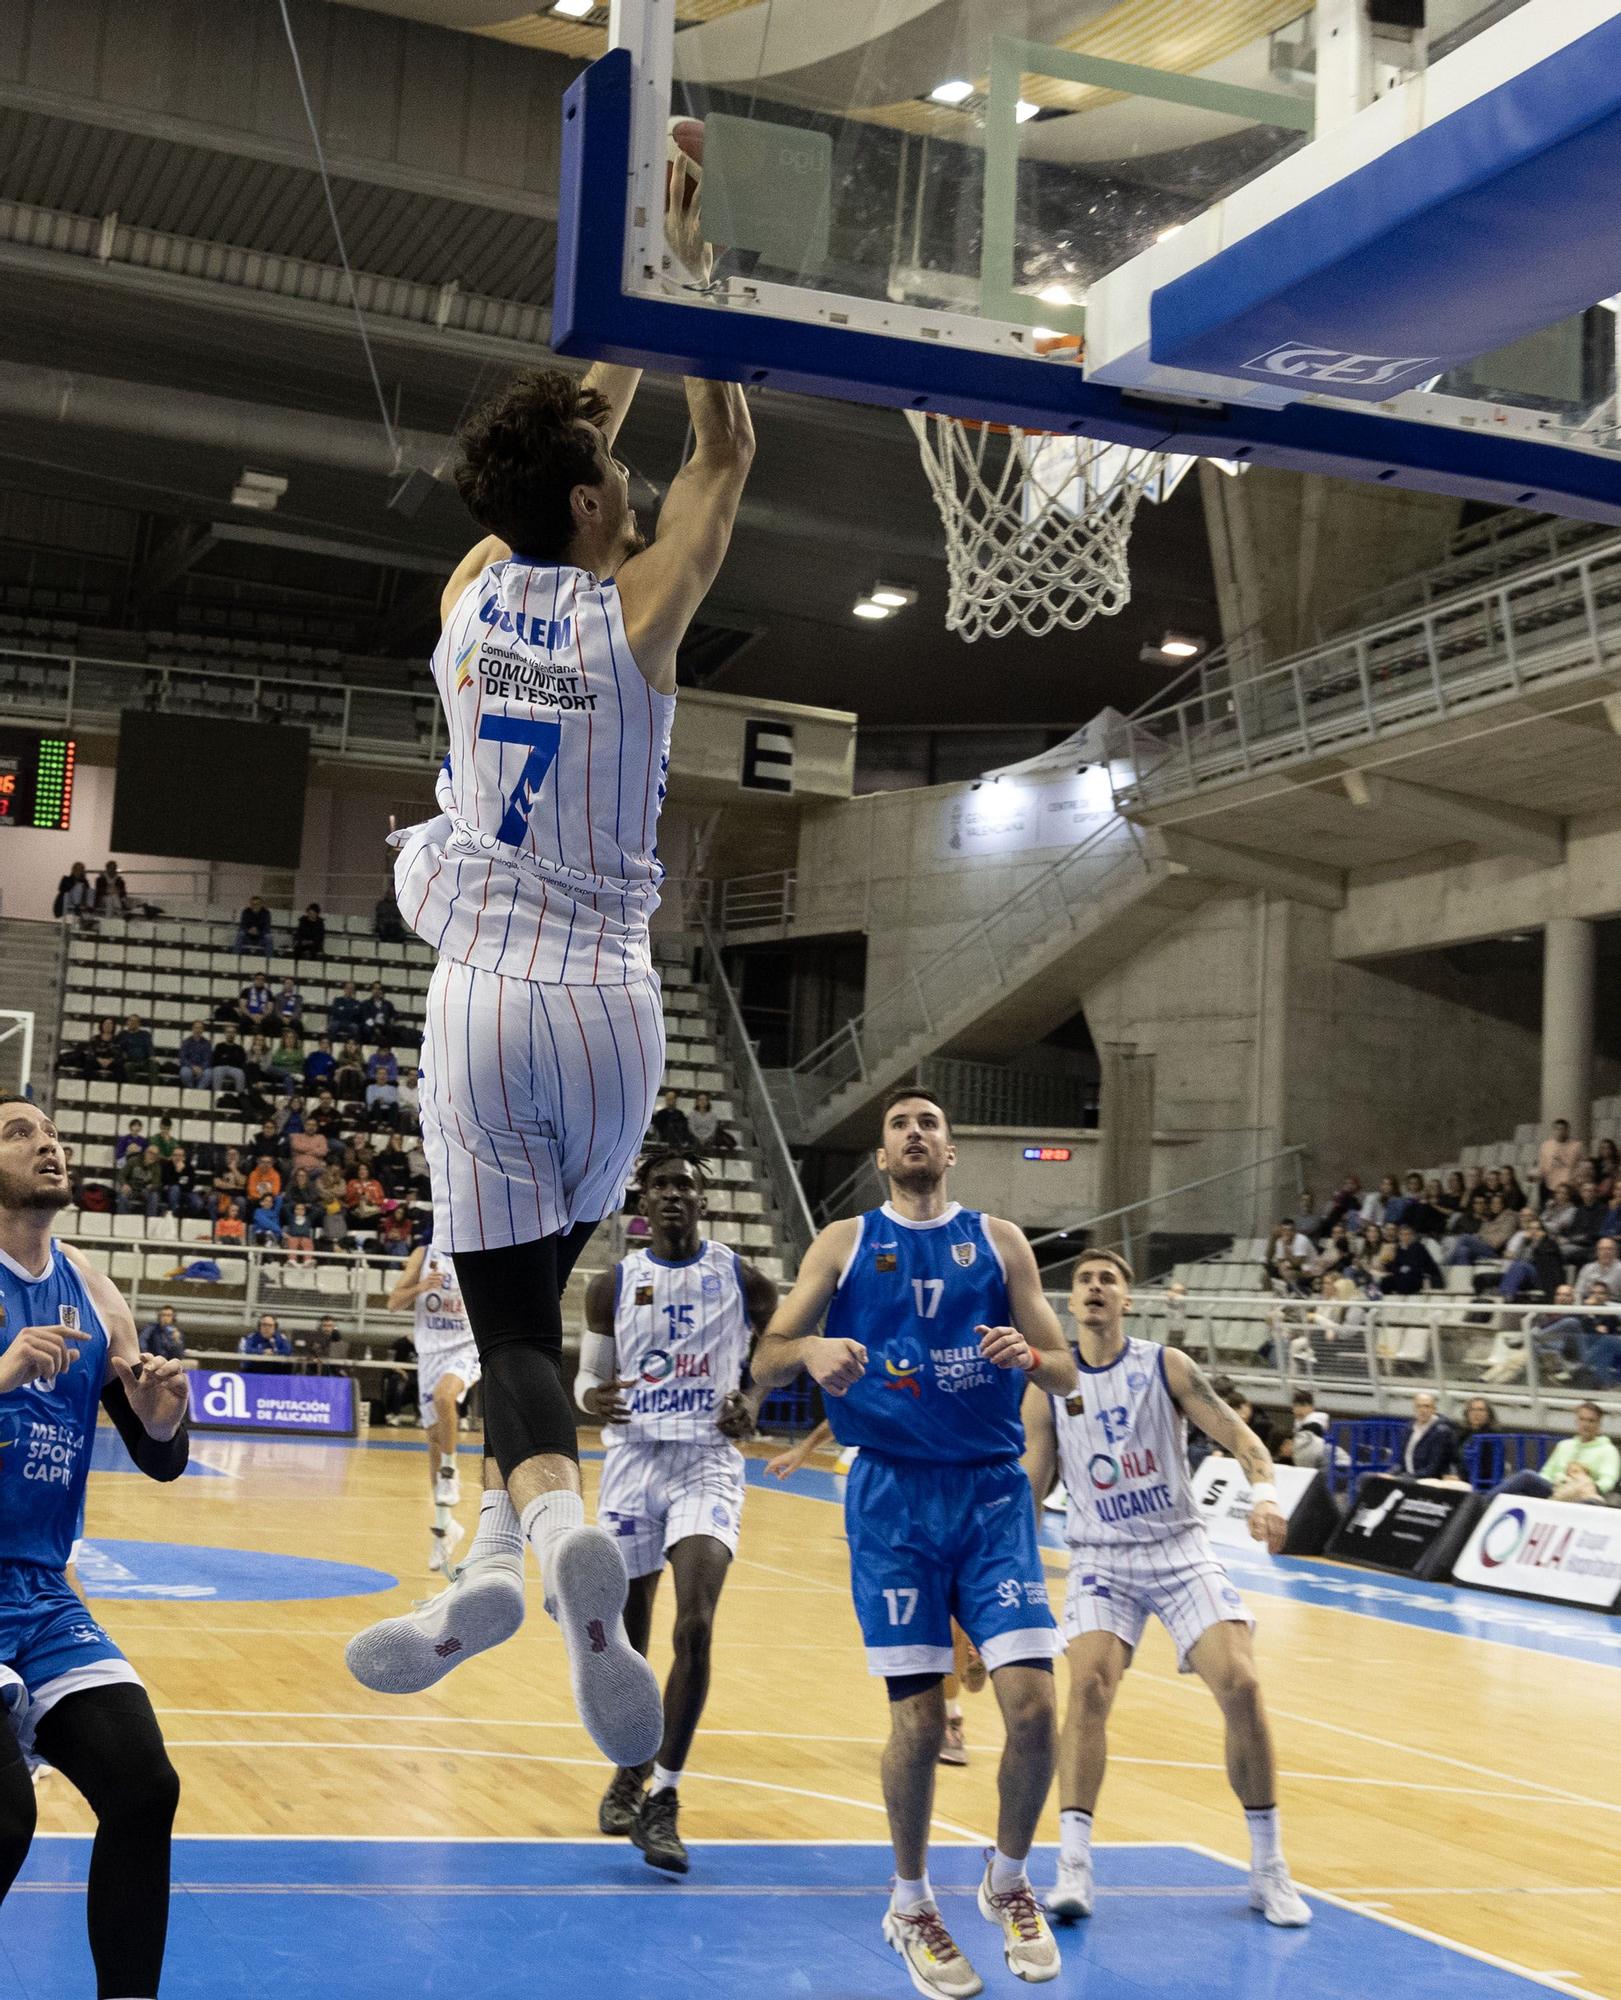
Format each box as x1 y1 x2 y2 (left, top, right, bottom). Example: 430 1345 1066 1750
520 1488 585 1604
1059 1809 1093 1865
989 1848 1028 1894
433 1500 453 1533
1245 1805 1283 1870
466 1488 523 1568
944 1697 963 1722
892 1873 932 1913
649 1763 681 1796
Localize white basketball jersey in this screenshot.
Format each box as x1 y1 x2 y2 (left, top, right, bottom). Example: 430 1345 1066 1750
394 558 675 985
609 1240 751 1448
1053 1337 1203 1548
413 1246 471 1362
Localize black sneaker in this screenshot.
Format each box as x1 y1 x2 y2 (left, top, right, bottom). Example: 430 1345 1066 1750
631 1787 689 1874
598 1764 650 1837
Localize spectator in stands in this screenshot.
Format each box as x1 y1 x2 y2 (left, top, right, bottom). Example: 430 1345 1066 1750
84 1017 125 1084
1408 1177 1448 1237
345 1167 384 1232
1540 1181 1579 1247
150 1116 177 1160
213 1145 246 1200
162 1144 205 1219
297 1315 341 1375
687 1091 721 1149
303 1035 337 1092
333 1039 367 1104
243 1034 279 1103
405 1134 430 1199
239 973 275 1032
651 1088 691 1148
1573 1235 1621 1304
375 1200 414 1262
248 1194 284 1248
1349 1222 1389 1287
275 977 304 1034
1496 1402 1620 1503
364 1046 398 1113
328 980 362 1040
1499 1214 1566 1302
396 1065 420 1125
1361 1175 1401 1225
316 1164 351 1250
1403 1391 1460 1478
211 1024 248 1096
293 902 326 958
250 1116 288 1167
358 982 397 1041
118 1012 155 1082
138 1305 186 1363
287 1118 328 1179
246 1153 282 1206
1530 1280 1610 1382
240 1312 291 1361
114 1118 147 1166
1447 1191 1517 1265
236 895 273 954
1537 1120 1585 1203
1564 1178 1610 1267
116 1143 165 1219
374 1133 411 1200
374 883 405 942
1439 1171 1467 1221
1594 1139 1621 1203
53 860 91 922
1312 1176 1362 1237
310 1089 342 1137
1305 1222 1354 1283
1386 1222 1442 1296
1285 1389 1333 1470
93 860 128 916
283 1202 316 1267
1461 1395 1500 1439
270 1030 304 1094
283 1164 318 1210
212 1192 247 1247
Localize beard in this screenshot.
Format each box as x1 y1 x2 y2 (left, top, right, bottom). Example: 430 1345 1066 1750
887 1156 944 1196
0 1168 71 1214
621 517 649 558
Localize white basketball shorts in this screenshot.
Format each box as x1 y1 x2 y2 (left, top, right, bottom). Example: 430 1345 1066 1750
1062 1525 1254 1672
596 1439 747 1580
416 1342 481 1418
419 957 666 1252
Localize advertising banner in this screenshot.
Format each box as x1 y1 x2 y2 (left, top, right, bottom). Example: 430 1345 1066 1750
187 1370 356 1438
1191 1459 1323 1551
1326 1475 1483 1578
1452 1493 1621 1611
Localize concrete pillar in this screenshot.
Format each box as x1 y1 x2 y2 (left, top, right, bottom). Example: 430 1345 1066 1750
1097 1046 1155 1266
1542 917 1596 1133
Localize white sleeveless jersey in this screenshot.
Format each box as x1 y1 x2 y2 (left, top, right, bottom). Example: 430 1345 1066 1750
412 1246 471 1362
1053 1337 1204 1548
393 558 675 985
609 1240 752 1448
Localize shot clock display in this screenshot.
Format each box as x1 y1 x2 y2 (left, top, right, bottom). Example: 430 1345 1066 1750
0 728 75 831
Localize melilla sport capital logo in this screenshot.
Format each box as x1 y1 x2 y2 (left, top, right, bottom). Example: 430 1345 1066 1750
1479 1506 1529 1569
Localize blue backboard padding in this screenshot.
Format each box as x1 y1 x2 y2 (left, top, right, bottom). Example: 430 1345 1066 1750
553 51 1621 521
1152 16 1621 398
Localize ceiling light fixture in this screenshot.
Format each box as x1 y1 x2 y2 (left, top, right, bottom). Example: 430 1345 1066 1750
929 78 975 105
550 0 594 17
869 584 918 610
1015 99 1040 123
853 600 892 621
1159 632 1202 659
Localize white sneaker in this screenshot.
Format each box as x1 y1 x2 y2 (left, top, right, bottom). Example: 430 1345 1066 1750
977 1855 1061 1983
428 1516 465 1574
436 1464 462 1506
345 1557 525 1694
545 1525 663 1769
881 1902 984 1999
1250 1861 1312 1927
1044 1855 1093 1922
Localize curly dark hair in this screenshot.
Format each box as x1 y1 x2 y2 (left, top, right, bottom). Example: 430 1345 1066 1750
452 368 612 560
633 1147 709 1193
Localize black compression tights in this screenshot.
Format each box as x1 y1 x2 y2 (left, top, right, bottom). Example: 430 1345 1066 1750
455 1221 598 1484
0 1681 179 1998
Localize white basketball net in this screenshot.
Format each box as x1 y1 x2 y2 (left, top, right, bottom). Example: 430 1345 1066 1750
907 411 1195 642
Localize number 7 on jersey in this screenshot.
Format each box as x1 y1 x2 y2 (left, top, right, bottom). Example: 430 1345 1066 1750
479 713 561 845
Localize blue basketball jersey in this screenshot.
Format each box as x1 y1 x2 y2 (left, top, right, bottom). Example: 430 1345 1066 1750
0 1246 109 1570
822 1203 1025 1464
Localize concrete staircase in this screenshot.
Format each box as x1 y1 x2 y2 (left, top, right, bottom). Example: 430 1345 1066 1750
0 916 66 1101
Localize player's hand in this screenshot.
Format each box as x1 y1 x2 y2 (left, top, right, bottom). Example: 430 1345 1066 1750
582 1375 638 1425
0 1325 89 1393
1249 1499 1287 1555
978 1324 1035 1373
110 1351 190 1442
806 1336 867 1397
715 1391 755 1440
765 1442 811 1480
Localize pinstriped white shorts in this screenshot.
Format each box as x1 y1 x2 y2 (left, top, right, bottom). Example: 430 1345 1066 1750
596 1439 747 1579
1062 1525 1253 1673
419 957 666 1253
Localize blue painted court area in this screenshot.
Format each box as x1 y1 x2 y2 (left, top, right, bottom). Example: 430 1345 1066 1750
72 1537 396 1604
8 1838 1558 2000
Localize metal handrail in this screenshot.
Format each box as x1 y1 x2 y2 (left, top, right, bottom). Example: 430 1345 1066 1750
1026 1145 1308 1265
698 910 817 1260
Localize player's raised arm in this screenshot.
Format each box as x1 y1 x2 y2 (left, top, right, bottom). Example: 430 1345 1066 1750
1163 1348 1287 1553
750 1220 865 1393
615 376 755 694
981 1219 1078 1397
1020 1379 1058 1536
60 1242 190 1472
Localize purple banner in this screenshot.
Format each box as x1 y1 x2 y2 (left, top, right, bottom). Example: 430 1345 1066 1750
187 1370 356 1438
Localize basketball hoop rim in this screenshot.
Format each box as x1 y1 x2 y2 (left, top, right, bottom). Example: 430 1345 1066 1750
910 333 1083 437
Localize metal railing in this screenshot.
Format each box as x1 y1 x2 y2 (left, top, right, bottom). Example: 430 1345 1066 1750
783 815 1151 1132
1121 1287 1621 1430
698 911 817 1261
919 1056 1094 1132
1028 1146 1308 1287
1114 533 1621 807
0 642 442 773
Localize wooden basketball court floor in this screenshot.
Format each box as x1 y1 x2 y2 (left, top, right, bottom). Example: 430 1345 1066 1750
10 1426 1621 1999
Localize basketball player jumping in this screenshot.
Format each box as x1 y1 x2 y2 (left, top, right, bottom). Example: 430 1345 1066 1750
0 1097 190 2000
753 1088 1077 1999
580 1150 777 1873
345 356 755 1774
1022 1249 1311 1929
387 1242 477 1572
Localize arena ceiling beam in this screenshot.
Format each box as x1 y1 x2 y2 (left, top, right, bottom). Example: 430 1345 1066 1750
1339 769 1565 868
1157 828 1346 910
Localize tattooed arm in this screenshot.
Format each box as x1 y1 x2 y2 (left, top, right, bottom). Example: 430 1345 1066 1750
1162 1348 1287 1553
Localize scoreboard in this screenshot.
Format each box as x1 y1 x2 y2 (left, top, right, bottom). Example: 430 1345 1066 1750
0 727 75 830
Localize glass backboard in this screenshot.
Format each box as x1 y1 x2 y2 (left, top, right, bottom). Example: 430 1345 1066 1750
549 1 1621 520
